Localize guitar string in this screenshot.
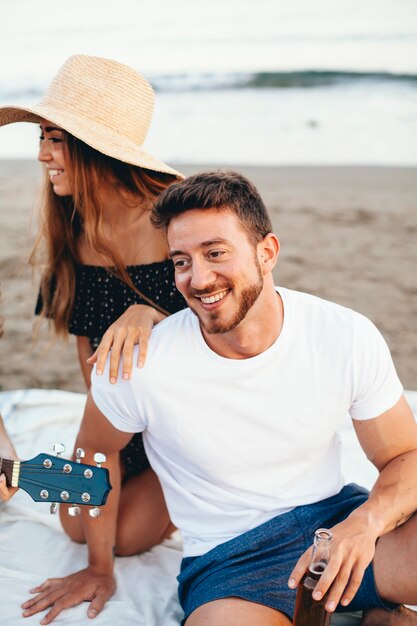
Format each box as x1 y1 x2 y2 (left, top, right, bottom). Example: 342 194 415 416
1 460 100 469
19 476 99 497
17 466 98 472
13 465 101 472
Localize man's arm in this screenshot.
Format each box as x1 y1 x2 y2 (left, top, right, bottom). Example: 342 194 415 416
352 394 417 533
289 394 417 612
21 393 133 624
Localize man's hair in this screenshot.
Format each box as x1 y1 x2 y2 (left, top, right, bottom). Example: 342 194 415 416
151 170 273 244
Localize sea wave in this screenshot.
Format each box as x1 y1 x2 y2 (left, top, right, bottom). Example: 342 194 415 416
2 69 417 103
150 70 417 91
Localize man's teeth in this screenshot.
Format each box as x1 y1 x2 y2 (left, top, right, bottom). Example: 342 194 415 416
200 290 228 304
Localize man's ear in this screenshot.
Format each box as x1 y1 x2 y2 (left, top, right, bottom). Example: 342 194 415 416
258 233 280 273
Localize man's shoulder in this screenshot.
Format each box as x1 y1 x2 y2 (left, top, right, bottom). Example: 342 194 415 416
279 286 355 317
279 286 371 335
146 307 195 353
152 307 192 336
127 307 195 382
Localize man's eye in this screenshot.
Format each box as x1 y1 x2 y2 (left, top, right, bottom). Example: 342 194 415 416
173 259 187 268
208 250 224 258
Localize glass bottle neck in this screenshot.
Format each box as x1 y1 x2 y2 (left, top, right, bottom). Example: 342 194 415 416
309 528 332 574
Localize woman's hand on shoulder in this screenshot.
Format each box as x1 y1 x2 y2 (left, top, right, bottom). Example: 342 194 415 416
87 304 166 383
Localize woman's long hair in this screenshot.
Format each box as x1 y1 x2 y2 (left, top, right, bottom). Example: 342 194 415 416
30 133 177 337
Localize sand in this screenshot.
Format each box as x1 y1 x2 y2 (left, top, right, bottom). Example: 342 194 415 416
0 161 416 393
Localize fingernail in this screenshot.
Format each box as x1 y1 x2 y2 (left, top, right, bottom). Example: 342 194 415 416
288 578 296 589
342 597 350 606
313 590 323 600
327 600 336 612
110 377 116 384
138 360 144 369
88 608 98 618
123 373 129 380
96 368 103 376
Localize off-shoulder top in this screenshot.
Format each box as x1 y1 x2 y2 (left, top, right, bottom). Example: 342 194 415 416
36 260 186 349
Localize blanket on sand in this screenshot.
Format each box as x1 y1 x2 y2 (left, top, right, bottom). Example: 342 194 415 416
1 388 416 625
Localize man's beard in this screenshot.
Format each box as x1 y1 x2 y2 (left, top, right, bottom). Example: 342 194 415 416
189 261 264 335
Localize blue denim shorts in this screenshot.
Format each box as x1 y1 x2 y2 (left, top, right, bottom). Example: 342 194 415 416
177 484 398 624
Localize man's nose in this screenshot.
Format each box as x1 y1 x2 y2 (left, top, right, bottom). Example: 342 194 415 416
190 260 216 290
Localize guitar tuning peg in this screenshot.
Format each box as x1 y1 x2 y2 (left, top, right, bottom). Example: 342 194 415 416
75 448 85 463
93 453 106 468
50 502 58 514
68 505 81 516
53 443 66 458
89 506 102 518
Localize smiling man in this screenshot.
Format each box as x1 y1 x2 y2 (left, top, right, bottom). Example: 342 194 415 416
22 171 417 625
167 201 279 357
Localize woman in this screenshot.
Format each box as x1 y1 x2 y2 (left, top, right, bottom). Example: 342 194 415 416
0 56 186 554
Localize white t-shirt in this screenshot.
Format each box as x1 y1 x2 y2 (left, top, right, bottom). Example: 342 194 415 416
91 287 403 557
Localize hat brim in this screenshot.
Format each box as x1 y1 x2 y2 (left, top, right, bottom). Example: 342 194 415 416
0 104 184 179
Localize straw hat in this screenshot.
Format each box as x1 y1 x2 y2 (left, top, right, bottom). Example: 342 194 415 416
0 55 183 179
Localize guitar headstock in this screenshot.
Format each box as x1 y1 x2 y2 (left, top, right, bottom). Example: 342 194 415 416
2 445 112 513
19 453 111 506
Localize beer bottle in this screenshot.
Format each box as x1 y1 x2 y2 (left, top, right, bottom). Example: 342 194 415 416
292 528 333 626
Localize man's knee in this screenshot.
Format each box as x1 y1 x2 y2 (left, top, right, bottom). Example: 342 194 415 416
361 606 417 625
373 512 417 605
184 597 292 626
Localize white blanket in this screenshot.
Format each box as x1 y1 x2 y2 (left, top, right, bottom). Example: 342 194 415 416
1 388 416 625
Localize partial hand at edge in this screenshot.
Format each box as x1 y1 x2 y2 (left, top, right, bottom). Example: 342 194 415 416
87 304 166 383
22 566 116 624
0 473 18 501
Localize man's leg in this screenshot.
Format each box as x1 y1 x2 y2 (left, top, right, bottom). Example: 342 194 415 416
360 512 417 625
373 512 417 605
361 606 417 625
185 597 292 626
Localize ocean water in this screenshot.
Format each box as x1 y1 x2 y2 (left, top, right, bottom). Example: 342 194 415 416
0 0 416 165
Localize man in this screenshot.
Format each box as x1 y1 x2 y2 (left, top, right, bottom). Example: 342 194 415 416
21 172 417 625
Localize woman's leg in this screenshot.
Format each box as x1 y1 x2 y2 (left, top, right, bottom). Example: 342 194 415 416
115 467 175 556
59 466 174 553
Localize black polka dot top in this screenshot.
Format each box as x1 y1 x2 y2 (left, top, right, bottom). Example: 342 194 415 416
35 260 187 350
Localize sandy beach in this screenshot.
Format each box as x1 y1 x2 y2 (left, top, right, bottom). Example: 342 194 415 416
0 160 416 393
